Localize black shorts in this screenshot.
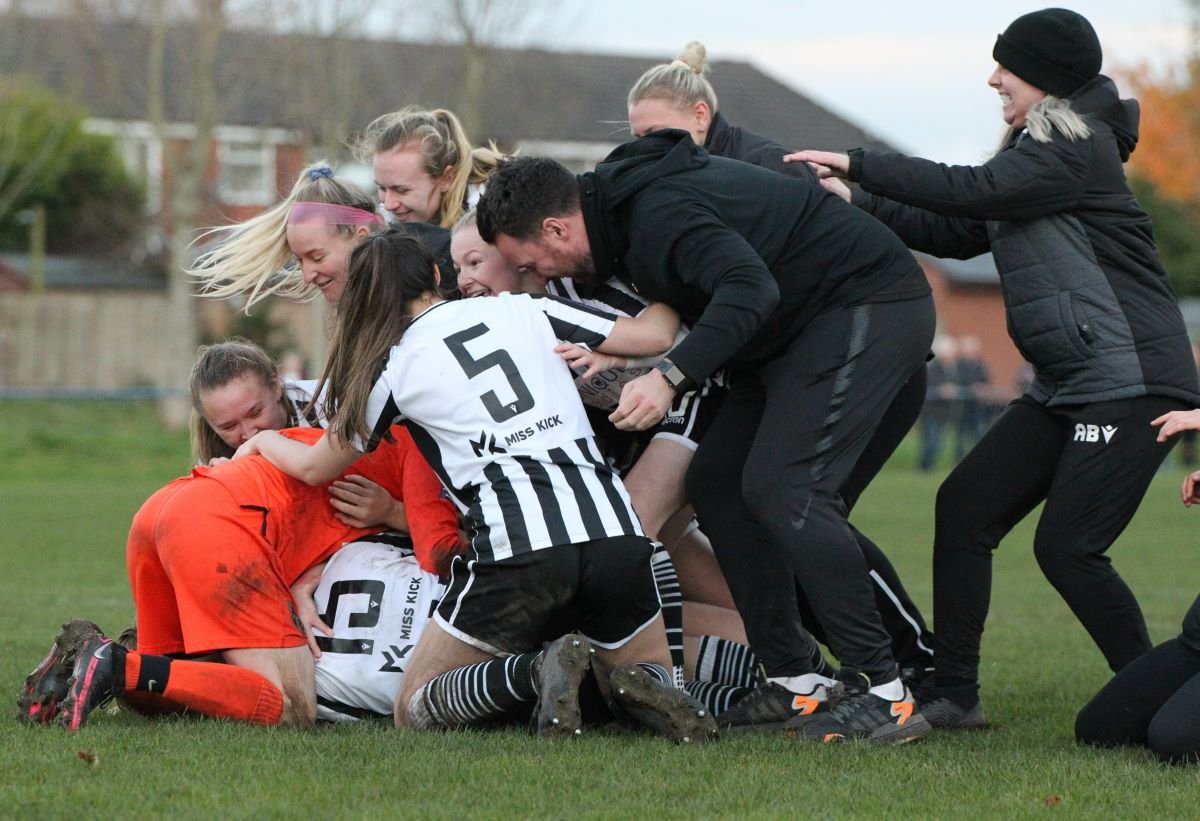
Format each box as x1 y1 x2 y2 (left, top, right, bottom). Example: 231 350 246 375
648 382 726 449
588 384 727 476
435 535 662 655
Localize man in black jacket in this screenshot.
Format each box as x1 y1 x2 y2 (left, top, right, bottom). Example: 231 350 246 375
476 132 935 744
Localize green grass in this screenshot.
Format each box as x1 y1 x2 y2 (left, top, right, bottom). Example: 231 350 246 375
2 400 1199 818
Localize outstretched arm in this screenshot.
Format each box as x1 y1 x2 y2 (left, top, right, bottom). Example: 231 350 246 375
592 302 680 358
1151 409 1200 506
783 150 850 179
1153 409 1200 442
235 429 360 486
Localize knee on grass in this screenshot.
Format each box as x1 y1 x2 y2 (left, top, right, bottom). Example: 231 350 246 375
1148 713 1200 765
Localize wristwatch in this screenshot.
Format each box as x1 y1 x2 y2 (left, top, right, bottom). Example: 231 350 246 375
654 358 690 392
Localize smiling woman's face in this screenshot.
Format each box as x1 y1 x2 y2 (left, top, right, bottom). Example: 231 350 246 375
453 223 523 297
199 371 287 449
286 222 361 303
374 143 451 225
988 65 1046 130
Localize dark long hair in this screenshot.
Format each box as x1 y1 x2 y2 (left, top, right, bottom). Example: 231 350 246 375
315 228 443 445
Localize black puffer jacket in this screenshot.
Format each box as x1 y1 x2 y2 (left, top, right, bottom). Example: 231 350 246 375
849 75 1199 407
578 130 928 385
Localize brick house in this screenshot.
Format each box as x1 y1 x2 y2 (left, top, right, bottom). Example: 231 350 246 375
917 254 1020 398
1 12 1016 395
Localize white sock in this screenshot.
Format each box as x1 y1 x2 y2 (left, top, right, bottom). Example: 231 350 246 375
406 685 438 729
868 677 905 701
768 673 838 696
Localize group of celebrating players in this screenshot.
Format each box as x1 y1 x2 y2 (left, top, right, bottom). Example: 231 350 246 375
19 9 1200 762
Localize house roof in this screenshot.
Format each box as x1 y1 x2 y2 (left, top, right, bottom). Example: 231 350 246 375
0 13 895 154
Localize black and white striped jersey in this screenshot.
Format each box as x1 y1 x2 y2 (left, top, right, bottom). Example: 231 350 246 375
544 276 722 410
357 292 644 562
544 276 650 319
283 378 326 428
545 276 679 410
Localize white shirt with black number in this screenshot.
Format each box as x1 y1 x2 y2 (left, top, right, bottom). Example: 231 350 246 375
357 292 644 562
312 538 445 722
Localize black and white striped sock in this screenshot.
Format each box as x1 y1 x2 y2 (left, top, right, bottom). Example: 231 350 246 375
650 544 685 688
635 662 671 685
694 635 759 688
684 680 753 715
409 653 537 729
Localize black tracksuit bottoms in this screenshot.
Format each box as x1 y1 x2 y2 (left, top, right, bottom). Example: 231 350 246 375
688 294 935 683
933 392 1188 693
1076 594 1200 763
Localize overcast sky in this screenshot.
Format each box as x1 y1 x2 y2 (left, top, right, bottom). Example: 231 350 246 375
547 0 1194 163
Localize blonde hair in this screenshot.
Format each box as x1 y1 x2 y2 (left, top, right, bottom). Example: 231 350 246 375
998 95 1092 150
469 141 506 188
351 107 498 229
627 41 719 113
450 207 478 238
189 339 288 464
186 162 380 311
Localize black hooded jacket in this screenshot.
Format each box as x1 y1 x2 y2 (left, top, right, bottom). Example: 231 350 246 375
578 130 928 385
849 75 1199 406
704 111 818 182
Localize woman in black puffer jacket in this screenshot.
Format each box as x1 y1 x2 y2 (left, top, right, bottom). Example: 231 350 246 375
793 7 1200 731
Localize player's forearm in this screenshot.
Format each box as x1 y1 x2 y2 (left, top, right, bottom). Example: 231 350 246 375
383 498 410 533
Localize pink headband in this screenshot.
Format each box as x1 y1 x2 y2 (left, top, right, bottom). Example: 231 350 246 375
287 202 384 227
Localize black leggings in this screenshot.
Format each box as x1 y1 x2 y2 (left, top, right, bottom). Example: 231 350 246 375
797 367 935 673
934 393 1186 690
1076 595 1200 763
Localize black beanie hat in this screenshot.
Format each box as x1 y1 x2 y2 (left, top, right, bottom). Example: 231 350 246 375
993 8 1102 98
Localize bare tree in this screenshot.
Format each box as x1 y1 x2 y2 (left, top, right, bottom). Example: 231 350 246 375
393 0 578 141
55 0 226 426
155 0 225 427
243 0 376 158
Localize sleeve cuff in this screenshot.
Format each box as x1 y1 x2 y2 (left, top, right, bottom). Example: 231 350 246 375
847 147 865 183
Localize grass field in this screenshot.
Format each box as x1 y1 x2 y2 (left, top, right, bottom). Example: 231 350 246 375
2 399 1199 818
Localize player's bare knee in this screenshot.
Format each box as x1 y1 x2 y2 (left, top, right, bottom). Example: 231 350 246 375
278 679 317 726
274 650 318 726
278 693 317 727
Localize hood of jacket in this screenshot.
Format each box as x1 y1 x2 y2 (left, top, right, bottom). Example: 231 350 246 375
1070 74 1140 160
578 129 709 285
